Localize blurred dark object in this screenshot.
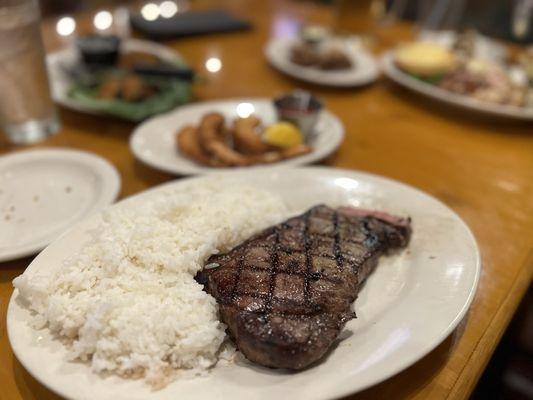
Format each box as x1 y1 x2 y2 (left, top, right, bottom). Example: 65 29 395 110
132 63 195 81
130 9 251 39
39 0 134 17
387 0 533 44
65 35 196 83
77 35 121 67
472 287 533 400
475 0 533 44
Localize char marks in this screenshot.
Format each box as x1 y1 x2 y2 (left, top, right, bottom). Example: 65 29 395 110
197 205 411 369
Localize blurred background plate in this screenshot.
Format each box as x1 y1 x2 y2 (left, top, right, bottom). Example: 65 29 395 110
417 30 508 61
265 37 379 87
129 98 344 175
381 51 533 120
46 38 187 118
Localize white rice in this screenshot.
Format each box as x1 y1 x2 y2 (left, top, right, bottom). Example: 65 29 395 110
13 182 288 388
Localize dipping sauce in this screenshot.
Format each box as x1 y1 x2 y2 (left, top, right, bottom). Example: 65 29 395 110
273 90 323 140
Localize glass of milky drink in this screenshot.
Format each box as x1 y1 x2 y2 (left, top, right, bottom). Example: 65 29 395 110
0 0 60 144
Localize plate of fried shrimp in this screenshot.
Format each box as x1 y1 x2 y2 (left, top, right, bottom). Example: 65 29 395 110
129 98 344 175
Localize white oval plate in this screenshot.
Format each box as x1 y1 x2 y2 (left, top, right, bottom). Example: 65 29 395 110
8 167 480 400
129 98 344 175
265 37 379 87
381 51 533 120
0 149 120 262
46 39 186 117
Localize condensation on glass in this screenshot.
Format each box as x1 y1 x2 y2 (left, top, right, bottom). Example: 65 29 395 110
0 0 60 144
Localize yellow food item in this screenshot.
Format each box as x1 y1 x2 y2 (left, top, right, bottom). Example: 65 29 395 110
263 122 303 148
395 42 457 77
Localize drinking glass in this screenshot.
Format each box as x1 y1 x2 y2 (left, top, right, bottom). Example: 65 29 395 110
416 0 466 32
334 0 386 35
333 0 388 49
512 0 533 40
0 0 60 144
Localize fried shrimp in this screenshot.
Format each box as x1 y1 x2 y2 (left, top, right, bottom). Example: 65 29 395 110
176 125 213 165
281 144 313 159
233 116 272 155
176 112 314 168
254 151 283 164
252 145 312 164
198 113 225 145
198 113 251 166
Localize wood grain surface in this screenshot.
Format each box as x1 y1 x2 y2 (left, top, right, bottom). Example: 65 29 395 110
0 1 532 399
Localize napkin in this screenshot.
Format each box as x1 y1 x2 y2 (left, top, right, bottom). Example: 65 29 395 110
130 9 252 40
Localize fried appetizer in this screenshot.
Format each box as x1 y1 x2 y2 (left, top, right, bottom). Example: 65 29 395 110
233 116 273 155
176 126 213 166
176 113 314 168
198 113 250 167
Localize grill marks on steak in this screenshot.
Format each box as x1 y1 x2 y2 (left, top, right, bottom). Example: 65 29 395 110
197 205 411 369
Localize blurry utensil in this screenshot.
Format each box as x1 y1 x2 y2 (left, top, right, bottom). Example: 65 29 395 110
132 63 195 81
59 61 195 86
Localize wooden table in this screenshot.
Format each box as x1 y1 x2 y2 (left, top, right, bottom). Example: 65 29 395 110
1 1 532 399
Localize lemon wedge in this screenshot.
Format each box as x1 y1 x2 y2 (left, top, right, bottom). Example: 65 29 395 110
263 122 303 148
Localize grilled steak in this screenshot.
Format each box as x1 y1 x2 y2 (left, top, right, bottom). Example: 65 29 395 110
197 205 411 369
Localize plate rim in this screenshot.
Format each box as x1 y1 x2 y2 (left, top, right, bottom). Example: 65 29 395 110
128 97 345 175
7 166 480 399
381 51 533 120
264 37 380 87
0 148 121 262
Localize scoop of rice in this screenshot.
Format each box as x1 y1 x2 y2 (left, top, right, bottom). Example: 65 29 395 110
13 182 287 388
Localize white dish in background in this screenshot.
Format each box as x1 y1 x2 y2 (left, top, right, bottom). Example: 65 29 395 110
0 149 120 262
265 37 379 87
129 98 344 175
381 51 533 120
8 167 480 400
418 30 507 62
46 39 185 116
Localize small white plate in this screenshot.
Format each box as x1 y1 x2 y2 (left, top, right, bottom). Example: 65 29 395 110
381 51 533 120
8 167 480 400
129 98 344 175
265 37 379 87
0 149 120 262
46 39 186 117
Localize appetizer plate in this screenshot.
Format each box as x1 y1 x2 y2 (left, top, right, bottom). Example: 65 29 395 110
46 39 186 116
0 149 120 262
418 30 507 61
265 37 379 87
381 52 533 120
129 98 344 175
8 167 480 400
